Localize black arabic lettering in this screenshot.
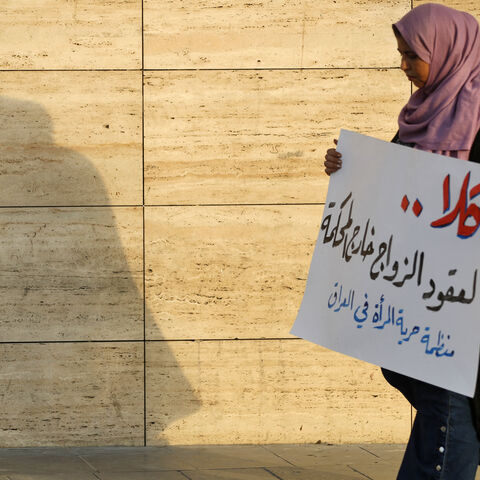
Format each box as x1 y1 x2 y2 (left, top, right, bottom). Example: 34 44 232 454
422 279 436 300
393 250 421 288
369 238 390 280
360 220 375 261
426 269 477 311
343 225 361 263
333 199 353 248
321 192 353 245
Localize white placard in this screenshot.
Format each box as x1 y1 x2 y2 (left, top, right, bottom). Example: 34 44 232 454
291 129 480 397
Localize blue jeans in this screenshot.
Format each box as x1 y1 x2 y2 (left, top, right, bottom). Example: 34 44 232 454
382 369 480 479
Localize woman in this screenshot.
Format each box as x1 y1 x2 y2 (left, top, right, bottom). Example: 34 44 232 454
324 3 480 479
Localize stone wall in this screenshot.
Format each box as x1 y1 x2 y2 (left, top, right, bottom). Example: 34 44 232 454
0 0 476 446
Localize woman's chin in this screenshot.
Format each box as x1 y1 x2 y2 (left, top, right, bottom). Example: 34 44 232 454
412 80 425 89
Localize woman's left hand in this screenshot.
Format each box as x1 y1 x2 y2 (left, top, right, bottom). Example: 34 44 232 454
324 139 342 176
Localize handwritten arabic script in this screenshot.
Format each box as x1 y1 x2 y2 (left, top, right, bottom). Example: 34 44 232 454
327 282 454 357
322 192 477 312
292 130 480 396
431 172 480 239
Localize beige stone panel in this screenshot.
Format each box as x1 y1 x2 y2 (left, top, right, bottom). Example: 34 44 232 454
0 342 143 447
413 1 480 18
144 69 409 205
145 205 321 341
0 207 143 342
144 0 410 69
0 71 142 206
0 0 141 69
146 340 411 445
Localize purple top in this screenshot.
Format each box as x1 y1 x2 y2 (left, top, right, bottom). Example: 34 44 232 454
394 3 480 158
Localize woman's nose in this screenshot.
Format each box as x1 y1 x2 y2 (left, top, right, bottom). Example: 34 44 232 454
400 57 408 71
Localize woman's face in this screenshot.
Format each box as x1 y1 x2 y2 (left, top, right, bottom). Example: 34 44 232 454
396 34 430 88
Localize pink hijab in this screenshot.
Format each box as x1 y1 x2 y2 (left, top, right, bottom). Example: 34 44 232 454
394 3 480 158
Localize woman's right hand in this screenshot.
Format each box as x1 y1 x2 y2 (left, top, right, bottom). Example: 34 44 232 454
324 139 342 176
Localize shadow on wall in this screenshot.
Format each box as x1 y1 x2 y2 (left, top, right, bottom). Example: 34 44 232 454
0 96 200 446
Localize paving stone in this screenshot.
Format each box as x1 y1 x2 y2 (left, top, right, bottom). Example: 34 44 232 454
97 472 186 480
352 460 479 480
78 446 197 472
168 446 291 470
264 465 364 480
357 444 406 464
4 445 469 480
347 460 400 480
4 475 98 480
0 449 93 475
184 468 277 480
262 444 376 467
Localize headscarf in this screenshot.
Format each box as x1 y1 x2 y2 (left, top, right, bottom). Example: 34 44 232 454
394 3 480 154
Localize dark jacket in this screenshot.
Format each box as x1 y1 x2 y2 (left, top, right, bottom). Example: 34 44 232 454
391 130 480 162
467 128 480 440
392 129 480 440
470 128 480 164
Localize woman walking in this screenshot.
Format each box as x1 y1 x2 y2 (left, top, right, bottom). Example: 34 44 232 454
324 3 480 478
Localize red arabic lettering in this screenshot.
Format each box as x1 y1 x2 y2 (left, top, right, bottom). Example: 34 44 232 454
431 172 480 238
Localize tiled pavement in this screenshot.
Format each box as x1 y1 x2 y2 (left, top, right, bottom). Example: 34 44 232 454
0 444 479 480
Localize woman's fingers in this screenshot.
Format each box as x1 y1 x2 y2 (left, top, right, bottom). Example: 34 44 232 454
324 140 342 175
326 148 341 159
324 148 342 175
324 161 342 175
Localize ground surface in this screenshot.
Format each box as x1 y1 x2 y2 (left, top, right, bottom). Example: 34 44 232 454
0 444 479 480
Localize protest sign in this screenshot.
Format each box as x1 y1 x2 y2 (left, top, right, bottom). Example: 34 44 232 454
291 129 480 397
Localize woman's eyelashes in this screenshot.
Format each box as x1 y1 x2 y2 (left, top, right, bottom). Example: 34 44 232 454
398 50 418 60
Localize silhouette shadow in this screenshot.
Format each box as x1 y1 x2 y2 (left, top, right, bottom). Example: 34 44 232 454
0 96 199 446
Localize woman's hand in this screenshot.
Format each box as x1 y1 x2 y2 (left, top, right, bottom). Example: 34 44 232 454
324 139 342 176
